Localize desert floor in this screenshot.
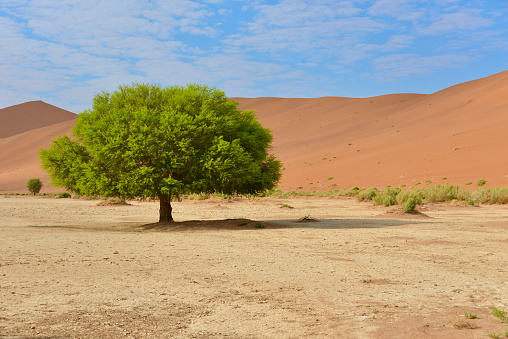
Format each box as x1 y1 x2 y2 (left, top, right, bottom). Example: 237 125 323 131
1 196 507 338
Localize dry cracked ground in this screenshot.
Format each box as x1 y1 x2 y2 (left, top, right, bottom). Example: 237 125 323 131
1 196 507 338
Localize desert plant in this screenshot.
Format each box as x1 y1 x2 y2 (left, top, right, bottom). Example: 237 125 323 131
477 179 487 186
253 222 264 228
356 187 379 202
347 186 361 196
452 319 477 329
373 187 400 206
487 330 501 338
26 178 43 195
396 189 423 205
402 197 421 213
473 188 508 204
423 183 462 202
464 311 478 319
237 221 247 226
40 83 282 222
98 197 128 205
492 306 507 323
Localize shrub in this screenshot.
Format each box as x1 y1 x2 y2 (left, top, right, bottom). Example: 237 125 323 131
477 179 487 186
473 188 508 204
356 187 379 202
347 186 361 197
402 197 421 213
26 179 43 195
253 222 264 228
396 189 423 205
423 183 462 202
373 187 400 206
97 197 128 205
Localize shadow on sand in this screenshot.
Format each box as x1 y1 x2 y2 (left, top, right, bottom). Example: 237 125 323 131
137 217 424 232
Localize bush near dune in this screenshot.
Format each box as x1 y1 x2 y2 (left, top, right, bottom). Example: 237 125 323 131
257 184 508 213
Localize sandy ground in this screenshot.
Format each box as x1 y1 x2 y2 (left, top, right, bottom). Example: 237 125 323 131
1 196 507 338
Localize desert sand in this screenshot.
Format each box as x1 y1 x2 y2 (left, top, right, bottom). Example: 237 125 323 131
1 195 507 338
2 71 508 193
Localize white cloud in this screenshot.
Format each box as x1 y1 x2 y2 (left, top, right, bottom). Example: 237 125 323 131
418 9 493 35
224 1 387 64
371 53 471 78
0 0 507 110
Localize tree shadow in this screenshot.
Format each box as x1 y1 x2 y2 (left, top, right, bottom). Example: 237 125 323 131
137 216 423 232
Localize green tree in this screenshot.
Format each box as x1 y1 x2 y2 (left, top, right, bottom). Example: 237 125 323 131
27 178 43 195
40 83 282 222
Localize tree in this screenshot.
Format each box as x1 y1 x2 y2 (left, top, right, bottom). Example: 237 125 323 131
27 178 43 195
40 83 282 222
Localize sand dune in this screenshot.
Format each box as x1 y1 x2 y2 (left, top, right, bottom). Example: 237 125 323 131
0 119 75 192
0 100 75 138
1 71 508 193
234 70 508 190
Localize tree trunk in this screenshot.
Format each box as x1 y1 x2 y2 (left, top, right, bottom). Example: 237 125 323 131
159 196 173 222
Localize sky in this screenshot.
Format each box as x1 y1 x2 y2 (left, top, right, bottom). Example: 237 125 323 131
1 0 508 113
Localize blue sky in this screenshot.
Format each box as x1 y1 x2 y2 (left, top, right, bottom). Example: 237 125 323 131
1 0 508 113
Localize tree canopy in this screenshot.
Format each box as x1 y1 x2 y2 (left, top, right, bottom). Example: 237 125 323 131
40 83 282 222
27 178 43 195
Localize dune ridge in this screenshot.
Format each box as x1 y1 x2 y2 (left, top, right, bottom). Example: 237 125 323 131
1 71 508 193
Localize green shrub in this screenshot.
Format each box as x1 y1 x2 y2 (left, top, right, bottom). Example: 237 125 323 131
396 189 423 205
356 187 378 202
423 183 462 202
473 188 508 204
347 186 360 197
373 187 400 206
467 198 475 206
237 221 247 226
477 179 487 186
402 197 421 213
491 306 507 322
253 222 264 228
27 178 43 195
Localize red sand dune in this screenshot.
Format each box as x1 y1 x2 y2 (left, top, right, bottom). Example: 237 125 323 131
0 120 75 192
0 101 75 138
1 71 508 193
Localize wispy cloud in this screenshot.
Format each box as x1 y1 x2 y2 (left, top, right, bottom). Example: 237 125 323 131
0 0 507 111
418 9 493 35
371 53 471 79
